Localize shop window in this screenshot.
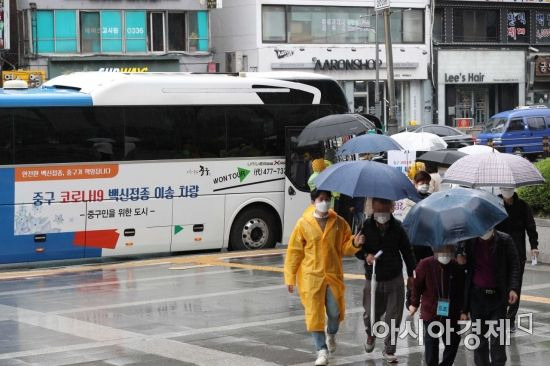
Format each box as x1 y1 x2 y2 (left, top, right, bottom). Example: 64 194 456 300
279 6 423 44
535 11 550 44
453 9 499 42
366 9 423 44
326 7 369 44
433 8 444 43
507 11 528 43
35 11 54 53
188 11 209 52
168 13 185 51
262 5 286 43
125 11 147 52
101 11 123 52
148 12 165 52
288 6 327 43
402 10 423 43
80 12 100 53
34 10 77 53
55 10 78 52
508 119 525 131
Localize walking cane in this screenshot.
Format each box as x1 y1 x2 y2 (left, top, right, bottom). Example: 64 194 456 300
370 250 384 332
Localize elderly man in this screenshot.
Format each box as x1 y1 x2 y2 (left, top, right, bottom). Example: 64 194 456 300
355 197 416 363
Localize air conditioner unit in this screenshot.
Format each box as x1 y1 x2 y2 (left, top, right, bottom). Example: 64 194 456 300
225 51 243 72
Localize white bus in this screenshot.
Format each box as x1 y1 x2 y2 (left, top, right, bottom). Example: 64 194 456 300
0 71 349 263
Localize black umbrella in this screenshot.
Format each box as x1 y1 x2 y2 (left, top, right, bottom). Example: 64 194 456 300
297 113 376 146
417 150 467 167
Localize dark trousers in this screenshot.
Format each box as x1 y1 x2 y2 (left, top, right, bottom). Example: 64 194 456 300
363 275 404 355
424 320 461 366
507 261 525 325
469 288 507 366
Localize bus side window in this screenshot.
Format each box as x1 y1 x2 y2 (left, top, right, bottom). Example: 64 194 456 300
123 106 176 160
13 107 123 164
193 106 227 158
226 106 276 157
0 110 13 165
90 107 124 161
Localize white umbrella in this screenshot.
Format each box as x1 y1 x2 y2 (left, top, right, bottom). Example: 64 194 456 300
442 152 545 188
458 145 500 155
391 132 447 151
370 250 383 332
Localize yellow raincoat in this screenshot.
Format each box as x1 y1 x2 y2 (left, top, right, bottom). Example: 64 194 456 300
284 207 359 331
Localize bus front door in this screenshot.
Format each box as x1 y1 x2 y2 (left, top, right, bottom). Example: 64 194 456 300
282 127 315 244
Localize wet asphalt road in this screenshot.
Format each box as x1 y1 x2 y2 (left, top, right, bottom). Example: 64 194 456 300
0 249 550 366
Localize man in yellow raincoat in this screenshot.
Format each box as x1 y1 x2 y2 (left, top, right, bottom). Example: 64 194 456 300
284 189 362 366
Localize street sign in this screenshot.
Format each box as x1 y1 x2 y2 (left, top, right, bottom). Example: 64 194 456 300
207 0 222 9
375 0 390 12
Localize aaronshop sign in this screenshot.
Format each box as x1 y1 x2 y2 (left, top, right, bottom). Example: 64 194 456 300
314 58 382 71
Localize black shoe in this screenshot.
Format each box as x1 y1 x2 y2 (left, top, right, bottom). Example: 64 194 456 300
510 324 517 333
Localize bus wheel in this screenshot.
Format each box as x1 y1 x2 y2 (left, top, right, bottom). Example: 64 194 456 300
512 147 523 156
230 207 278 251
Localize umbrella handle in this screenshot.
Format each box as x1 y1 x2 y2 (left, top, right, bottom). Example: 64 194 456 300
370 261 376 333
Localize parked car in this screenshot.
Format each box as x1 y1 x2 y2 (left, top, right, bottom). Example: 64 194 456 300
477 107 550 157
400 124 475 148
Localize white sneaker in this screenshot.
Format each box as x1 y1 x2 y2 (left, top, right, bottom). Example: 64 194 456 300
314 349 329 366
383 351 398 363
325 327 336 353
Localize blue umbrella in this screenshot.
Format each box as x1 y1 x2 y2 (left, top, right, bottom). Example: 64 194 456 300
314 160 420 201
402 188 508 249
337 134 403 156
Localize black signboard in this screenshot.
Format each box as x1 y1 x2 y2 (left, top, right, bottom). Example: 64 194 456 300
507 11 528 43
207 0 221 9
535 11 550 44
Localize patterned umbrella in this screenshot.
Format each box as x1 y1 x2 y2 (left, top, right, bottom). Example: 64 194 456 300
390 132 447 151
442 152 545 188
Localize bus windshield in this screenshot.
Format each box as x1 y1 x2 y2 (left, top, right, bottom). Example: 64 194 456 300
483 117 507 133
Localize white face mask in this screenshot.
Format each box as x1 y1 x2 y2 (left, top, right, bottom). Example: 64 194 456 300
500 188 515 199
417 184 430 194
374 212 390 224
480 229 494 241
436 253 452 265
315 201 329 214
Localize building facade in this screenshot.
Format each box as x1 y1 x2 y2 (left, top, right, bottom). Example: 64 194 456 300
211 0 433 128
434 0 550 126
15 0 213 78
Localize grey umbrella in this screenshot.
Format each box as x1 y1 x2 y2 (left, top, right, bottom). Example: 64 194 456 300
417 150 467 167
297 114 376 147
